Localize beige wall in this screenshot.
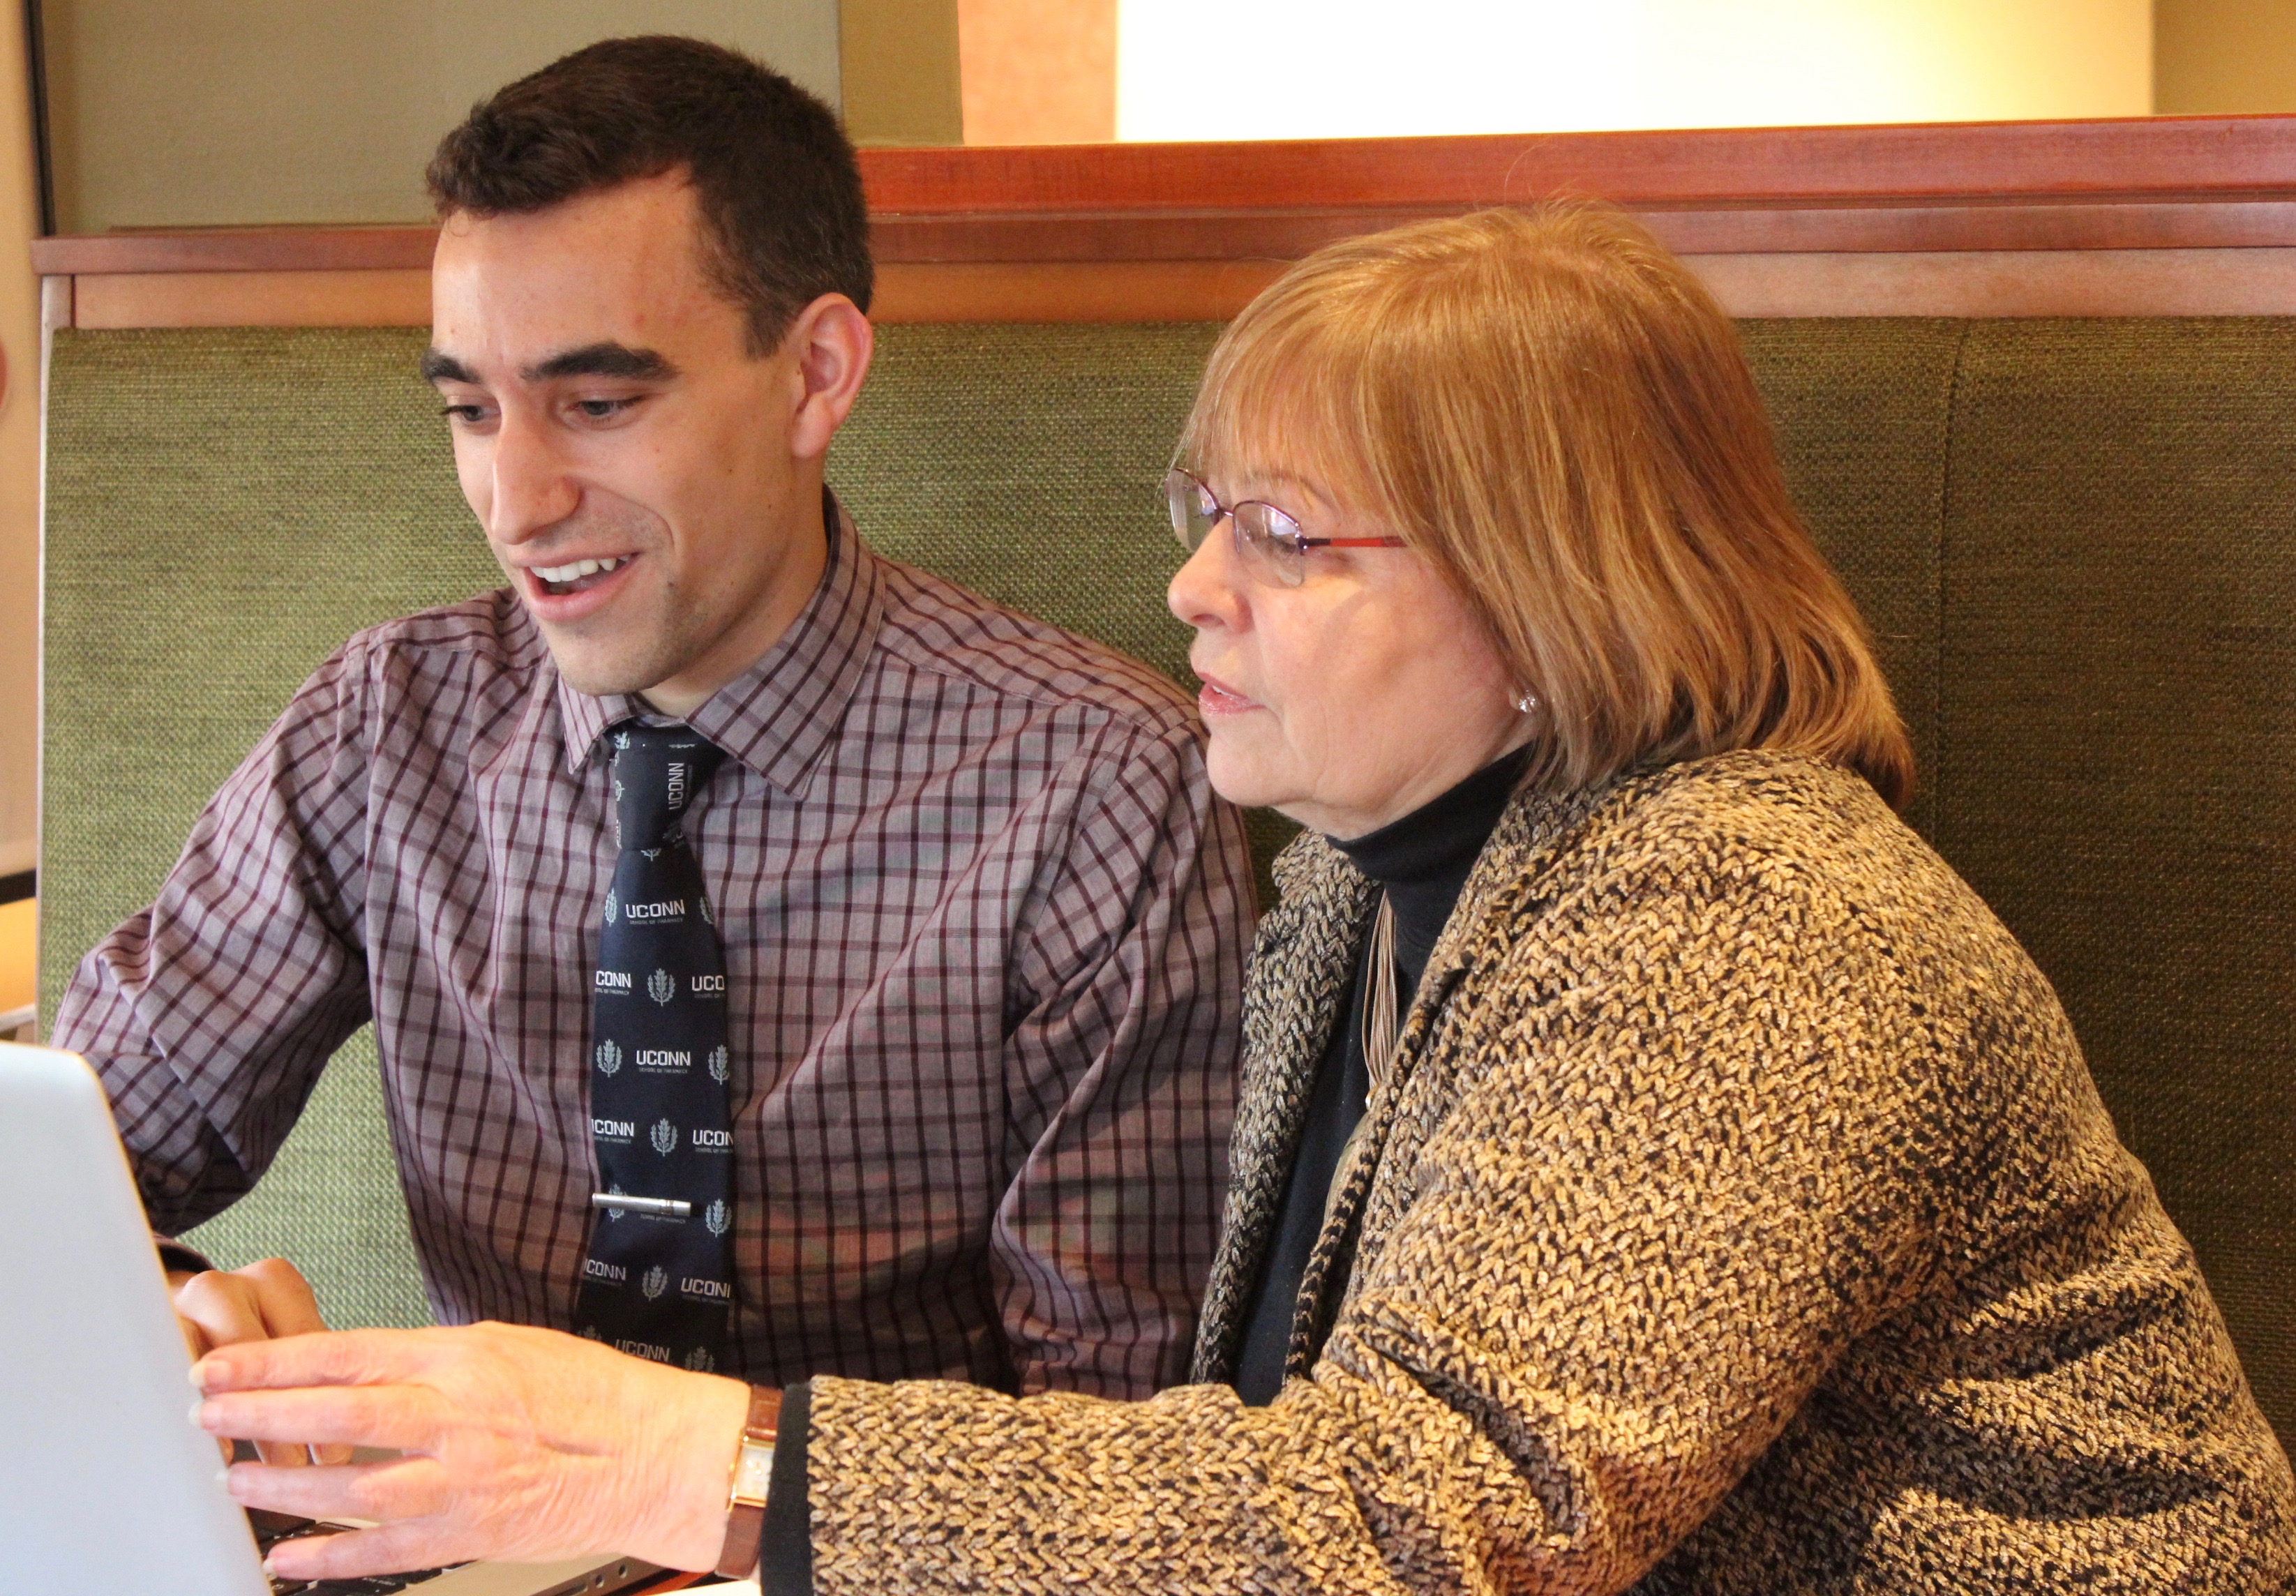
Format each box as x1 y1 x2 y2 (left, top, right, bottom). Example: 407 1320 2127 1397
1120 0 2153 140
43 1 841 231
2157 0 2296 113
959 0 1113 145
0 19 36 883
841 0 963 145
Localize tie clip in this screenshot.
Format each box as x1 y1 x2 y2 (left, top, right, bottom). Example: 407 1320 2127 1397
590 1192 689 1219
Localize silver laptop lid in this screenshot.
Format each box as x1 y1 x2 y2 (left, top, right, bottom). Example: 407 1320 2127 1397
0 1041 269 1593
0 1042 675 1596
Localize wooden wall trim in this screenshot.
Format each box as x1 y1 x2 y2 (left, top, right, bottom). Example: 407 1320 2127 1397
1703 247 2296 318
873 198 2296 262
37 119 2296 325
59 249 2296 329
39 198 2296 278
71 269 432 329
858 116 2296 214
33 227 435 276
32 116 2296 280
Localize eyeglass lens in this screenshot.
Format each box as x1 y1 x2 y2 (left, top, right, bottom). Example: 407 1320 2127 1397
1164 469 1309 587
1166 471 1219 551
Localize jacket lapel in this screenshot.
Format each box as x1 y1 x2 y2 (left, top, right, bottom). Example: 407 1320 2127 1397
1284 777 1626 1373
1189 834 1376 1383
1190 775 1631 1386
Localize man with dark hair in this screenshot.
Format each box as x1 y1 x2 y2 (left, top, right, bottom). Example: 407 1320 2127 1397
57 36 1251 1577
425 32 874 356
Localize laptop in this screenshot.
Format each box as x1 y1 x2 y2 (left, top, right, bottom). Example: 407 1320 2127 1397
0 1041 671 1595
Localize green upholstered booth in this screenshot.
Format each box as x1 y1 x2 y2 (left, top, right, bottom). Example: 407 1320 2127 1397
38 314 2296 1452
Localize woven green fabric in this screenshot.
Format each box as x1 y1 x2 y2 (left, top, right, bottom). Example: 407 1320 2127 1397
1936 319 2296 1442
36 319 2296 1452
832 324 1306 895
41 328 485 1329
1739 320 1963 841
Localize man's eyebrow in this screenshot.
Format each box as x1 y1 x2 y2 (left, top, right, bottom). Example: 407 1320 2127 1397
419 348 474 385
522 342 679 383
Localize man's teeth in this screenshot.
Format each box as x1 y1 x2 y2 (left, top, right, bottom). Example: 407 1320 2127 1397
533 556 627 585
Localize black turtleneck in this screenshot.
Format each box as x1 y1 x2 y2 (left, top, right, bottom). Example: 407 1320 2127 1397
1231 746 1531 1406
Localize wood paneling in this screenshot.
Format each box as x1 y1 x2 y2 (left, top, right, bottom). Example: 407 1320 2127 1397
59 262 1280 328
37 196 2296 279
1702 247 2296 317
38 199 2296 279
52 251 2296 329
859 116 2296 214
875 260 1282 322
35 118 2296 326
36 115 2296 278
34 227 435 275
71 269 432 329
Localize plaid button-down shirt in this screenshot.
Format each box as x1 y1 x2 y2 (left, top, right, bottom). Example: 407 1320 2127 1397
54 504 1252 1398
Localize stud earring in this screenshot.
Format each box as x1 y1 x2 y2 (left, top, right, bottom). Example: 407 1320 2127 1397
1514 688 1539 714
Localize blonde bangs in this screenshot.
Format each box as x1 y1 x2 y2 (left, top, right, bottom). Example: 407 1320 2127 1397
1178 249 1416 536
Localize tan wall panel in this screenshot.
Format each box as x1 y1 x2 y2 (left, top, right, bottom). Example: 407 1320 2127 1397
842 0 963 146
72 271 434 330
0 20 39 880
873 259 1280 321
57 248 2296 331
2157 0 2296 114
40 1 841 232
66 262 1272 328
1698 248 2296 317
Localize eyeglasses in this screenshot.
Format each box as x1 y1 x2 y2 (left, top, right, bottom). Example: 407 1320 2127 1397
1163 467 1406 588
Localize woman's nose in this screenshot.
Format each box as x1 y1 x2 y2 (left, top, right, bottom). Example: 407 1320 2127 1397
1167 517 1248 631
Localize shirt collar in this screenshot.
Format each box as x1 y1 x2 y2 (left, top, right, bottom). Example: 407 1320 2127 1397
554 488 883 795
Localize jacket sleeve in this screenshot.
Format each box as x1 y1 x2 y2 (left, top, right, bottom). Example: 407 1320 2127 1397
988 715 1253 1398
48 643 375 1237
795 847 1939 1595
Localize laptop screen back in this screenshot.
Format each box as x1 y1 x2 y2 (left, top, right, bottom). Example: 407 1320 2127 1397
0 1041 269 1593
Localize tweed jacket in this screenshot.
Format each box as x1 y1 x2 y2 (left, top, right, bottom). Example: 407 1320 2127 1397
797 751 2296 1593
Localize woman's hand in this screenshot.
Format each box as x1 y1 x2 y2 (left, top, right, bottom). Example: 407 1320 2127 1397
191 1322 758 1581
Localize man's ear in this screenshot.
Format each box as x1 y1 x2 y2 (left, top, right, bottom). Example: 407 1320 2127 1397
783 294 874 462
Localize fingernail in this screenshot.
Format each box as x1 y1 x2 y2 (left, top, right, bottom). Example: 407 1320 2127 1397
188 1360 210 1393
213 1467 230 1486
188 1399 207 1427
259 1556 278 1576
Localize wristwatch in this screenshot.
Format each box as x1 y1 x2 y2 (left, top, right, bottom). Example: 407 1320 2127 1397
714 1385 779 1578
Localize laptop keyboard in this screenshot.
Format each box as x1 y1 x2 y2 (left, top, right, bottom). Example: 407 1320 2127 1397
249 1507 453 1595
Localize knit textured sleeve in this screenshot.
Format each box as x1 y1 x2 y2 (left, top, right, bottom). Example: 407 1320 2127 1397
795 835 1940 1595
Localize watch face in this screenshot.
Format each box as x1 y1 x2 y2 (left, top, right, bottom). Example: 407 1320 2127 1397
732 1440 776 1506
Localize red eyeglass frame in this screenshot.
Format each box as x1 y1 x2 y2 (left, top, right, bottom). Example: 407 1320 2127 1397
1164 467 1406 582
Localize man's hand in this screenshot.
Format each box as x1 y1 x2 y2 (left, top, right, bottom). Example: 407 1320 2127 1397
171 1256 352 1466
192 1323 758 1580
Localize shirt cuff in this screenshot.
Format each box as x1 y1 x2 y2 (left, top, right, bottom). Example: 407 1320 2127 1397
156 1236 214 1278
758 1380 812 1596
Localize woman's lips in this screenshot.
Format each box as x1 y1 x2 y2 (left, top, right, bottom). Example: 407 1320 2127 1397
1195 673 1261 718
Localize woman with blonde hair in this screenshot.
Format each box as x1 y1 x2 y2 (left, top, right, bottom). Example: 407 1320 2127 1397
204 206 2295 1593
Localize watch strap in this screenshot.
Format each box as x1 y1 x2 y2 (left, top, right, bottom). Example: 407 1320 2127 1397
715 1384 779 1579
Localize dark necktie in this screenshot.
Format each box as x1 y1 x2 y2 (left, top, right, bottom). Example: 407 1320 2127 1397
573 721 736 1371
